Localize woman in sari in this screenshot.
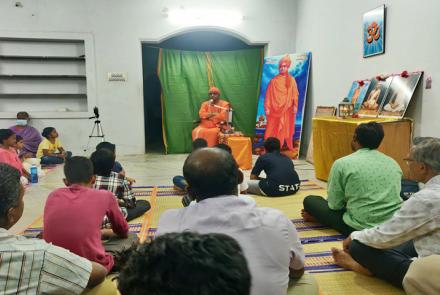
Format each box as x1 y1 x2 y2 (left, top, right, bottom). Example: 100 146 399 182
9 111 42 157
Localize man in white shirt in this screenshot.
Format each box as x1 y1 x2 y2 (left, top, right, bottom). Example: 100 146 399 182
157 148 318 295
0 163 107 294
332 138 440 289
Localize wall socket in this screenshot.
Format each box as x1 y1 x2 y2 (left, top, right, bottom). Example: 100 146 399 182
108 72 127 82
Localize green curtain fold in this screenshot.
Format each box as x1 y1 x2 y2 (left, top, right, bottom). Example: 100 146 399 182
159 48 263 153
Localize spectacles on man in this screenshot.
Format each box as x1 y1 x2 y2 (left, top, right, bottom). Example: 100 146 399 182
404 158 415 166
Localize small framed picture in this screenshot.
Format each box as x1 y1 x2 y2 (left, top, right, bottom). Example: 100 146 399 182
363 5 386 58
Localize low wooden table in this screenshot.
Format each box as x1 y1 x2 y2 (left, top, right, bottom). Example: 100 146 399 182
312 116 412 181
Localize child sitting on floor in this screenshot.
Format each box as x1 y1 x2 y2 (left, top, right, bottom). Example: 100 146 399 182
43 156 130 272
37 127 72 165
91 149 150 222
0 129 30 182
14 135 33 160
96 141 135 184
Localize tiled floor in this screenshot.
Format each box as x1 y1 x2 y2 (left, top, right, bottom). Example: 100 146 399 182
12 153 327 234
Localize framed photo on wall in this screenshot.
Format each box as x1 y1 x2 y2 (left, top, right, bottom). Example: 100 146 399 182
363 5 386 58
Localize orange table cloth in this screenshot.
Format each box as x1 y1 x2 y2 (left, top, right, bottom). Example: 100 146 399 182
227 136 253 170
218 131 244 144
313 116 412 181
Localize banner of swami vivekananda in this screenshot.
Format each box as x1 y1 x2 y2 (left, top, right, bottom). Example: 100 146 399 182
254 52 311 159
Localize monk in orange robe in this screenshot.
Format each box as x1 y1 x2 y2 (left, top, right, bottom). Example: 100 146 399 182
192 87 230 147
351 85 361 104
264 55 299 151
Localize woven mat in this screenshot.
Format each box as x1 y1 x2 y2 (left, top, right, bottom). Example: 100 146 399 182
22 180 404 294
21 194 152 239
132 180 404 295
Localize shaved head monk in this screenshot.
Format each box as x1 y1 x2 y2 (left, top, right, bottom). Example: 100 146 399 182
264 55 299 151
192 87 230 147
156 148 319 295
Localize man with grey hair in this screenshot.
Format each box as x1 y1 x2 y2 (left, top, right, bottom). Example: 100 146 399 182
331 138 440 289
0 163 108 294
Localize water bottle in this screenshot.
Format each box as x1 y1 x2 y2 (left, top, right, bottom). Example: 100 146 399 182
30 165 38 184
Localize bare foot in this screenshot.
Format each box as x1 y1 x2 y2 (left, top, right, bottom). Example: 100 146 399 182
301 209 318 222
331 247 372 276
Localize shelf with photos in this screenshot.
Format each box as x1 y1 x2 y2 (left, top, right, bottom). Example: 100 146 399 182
340 70 423 119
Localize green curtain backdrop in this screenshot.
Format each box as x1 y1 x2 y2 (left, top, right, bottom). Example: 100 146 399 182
159 48 263 153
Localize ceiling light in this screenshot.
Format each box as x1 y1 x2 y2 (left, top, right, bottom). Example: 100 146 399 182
168 9 243 27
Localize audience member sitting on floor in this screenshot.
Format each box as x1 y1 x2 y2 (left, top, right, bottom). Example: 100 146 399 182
9 111 42 158
91 149 150 222
37 127 72 165
302 122 402 236
95 141 135 183
331 138 440 289
173 138 208 191
403 255 440 294
13 135 32 160
182 144 254 207
0 129 30 180
118 232 251 295
0 163 107 293
157 147 318 295
43 156 130 272
248 137 300 197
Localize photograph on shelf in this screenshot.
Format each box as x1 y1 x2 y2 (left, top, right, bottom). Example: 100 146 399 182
253 52 312 159
358 76 393 117
379 72 423 118
347 80 371 112
363 5 386 58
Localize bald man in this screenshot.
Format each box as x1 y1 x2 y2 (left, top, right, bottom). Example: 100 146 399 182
157 148 318 295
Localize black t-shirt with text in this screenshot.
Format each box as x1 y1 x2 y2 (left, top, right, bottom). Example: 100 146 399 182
251 152 300 196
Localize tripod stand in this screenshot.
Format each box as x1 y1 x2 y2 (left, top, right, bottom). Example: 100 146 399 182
84 118 105 152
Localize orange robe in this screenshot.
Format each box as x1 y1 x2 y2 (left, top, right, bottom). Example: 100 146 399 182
264 74 299 150
192 99 230 147
351 87 361 104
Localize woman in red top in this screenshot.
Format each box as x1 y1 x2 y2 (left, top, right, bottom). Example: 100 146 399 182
0 129 29 179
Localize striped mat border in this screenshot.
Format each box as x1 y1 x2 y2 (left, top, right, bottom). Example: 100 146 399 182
291 218 329 232
305 251 348 273
143 226 343 245
22 223 144 238
142 227 344 274
132 179 324 197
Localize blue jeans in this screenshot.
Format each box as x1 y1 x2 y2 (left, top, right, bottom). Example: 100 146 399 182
41 151 72 165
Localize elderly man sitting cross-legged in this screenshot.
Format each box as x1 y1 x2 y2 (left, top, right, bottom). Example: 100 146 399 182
0 163 108 294
156 147 319 295
332 138 440 289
